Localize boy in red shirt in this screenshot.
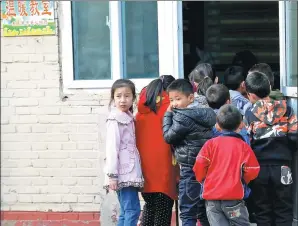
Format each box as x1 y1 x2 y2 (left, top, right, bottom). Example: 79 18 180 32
193 104 260 226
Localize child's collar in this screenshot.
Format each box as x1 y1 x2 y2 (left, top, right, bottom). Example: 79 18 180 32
219 130 245 142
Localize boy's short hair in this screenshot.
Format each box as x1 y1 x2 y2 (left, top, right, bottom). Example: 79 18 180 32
217 104 242 131
245 72 270 98
224 66 246 90
249 63 274 88
167 79 194 96
206 84 230 109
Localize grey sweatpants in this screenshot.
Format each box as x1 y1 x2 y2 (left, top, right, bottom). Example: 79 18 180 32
205 200 250 226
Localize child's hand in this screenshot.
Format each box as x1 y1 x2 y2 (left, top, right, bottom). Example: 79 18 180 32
109 178 118 191
167 104 173 112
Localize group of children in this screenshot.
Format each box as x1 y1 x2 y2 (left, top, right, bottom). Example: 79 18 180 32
104 62 297 226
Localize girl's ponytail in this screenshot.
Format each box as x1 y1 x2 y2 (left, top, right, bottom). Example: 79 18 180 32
144 75 175 113
144 79 163 113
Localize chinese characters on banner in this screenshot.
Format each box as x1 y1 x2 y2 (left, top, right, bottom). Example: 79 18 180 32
1 0 55 37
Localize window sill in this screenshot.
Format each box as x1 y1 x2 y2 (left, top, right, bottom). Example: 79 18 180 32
63 78 155 94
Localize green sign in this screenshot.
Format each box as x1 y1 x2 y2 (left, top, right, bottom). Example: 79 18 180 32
1 1 55 37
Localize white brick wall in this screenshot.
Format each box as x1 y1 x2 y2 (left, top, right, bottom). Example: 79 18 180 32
1 3 109 212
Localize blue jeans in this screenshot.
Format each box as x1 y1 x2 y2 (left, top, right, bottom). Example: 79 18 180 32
206 200 250 226
117 187 141 226
179 167 210 226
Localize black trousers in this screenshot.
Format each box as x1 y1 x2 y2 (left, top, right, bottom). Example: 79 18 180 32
140 192 174 226
250 164 293 226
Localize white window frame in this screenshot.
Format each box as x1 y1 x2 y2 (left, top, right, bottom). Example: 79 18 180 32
59 1 182 93
279 1 297 97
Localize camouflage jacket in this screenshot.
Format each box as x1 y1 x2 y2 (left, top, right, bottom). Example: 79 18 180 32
244 99 297 164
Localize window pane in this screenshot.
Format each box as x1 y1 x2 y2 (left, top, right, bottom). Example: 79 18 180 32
123 2 159 79
72 2 111 80
285 2 298 87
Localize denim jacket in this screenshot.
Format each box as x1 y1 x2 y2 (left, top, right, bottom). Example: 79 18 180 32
229 90 251 116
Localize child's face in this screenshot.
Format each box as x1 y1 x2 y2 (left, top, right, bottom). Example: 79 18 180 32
114 87 134 112
169 91 194 109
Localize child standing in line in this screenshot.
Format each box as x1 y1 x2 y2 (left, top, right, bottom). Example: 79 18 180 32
163 79 216 226
205 84 250 144
188 63 215 108
223 66 251 115
193 104 260 226
248 63 285 101
244 72 297 226
135 75 179 226
104 79 144 226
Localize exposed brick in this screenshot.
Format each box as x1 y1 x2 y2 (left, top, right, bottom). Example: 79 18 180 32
1 142 31 151
1 125 16 133
61 107 91 115
1 107 16 115
69 115 98 124
29 54 44 62
31 160 47 168
13 54 29 63
31 178 48 186
18 195 33 203
32 195 62 203
1 98 9 107
1 89 14 97
62 195 78 203
15 107 31 115
9 152 38 159
38 115 66 124
31 107 60 115
62 143 77 150
10 98 39 106
39 151 69 159
47 143 62 150
30 90 45 97
10 115 38 124
32 125 47 133
2 160 32 168
31 143 47 151
29 71 45 80
69 151 98 160
38 80 60 89
69 134 98 142
9 169 39 177
13 89 30 97
1 54 14 63
62 178 77 186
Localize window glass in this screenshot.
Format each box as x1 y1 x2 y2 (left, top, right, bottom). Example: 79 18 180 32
72 2 111 80
285 2 298 87
122 2 159 79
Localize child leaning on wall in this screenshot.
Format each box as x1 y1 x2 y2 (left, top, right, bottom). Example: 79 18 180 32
103 79 144 226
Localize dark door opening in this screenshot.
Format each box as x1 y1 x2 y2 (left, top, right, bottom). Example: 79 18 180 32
182 1 279 87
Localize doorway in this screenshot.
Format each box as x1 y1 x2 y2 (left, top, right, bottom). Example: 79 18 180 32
182 1 279 85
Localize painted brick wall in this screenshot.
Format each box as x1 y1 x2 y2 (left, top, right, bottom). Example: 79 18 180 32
1 2 109 214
